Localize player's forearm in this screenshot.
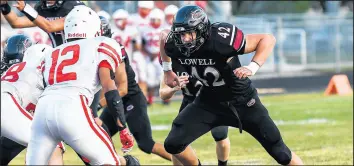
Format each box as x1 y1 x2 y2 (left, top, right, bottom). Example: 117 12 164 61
4 11 35 28
251 34 276 66
33 16 64 33
159 88 178 100
159 79 178 100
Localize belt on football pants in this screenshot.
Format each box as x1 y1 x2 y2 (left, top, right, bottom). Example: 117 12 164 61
227 102 243 133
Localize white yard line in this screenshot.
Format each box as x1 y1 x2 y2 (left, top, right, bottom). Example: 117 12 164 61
151 118 335 131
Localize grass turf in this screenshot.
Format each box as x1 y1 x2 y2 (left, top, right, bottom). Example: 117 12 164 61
9 92 353 165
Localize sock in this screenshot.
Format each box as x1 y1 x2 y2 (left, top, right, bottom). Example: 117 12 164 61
198 159 202 166
148 95 153 104
218 160 228 166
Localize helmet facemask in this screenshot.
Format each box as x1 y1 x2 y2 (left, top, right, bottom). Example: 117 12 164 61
172 23 208 57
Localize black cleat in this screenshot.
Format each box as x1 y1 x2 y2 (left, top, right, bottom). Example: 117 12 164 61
123 155 140 165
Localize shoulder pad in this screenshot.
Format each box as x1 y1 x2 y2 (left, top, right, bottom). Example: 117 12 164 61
211 22 245 55
23 44 53 63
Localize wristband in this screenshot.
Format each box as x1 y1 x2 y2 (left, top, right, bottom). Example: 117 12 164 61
162 62 172 71
21 3 38 21
1 3 11 15
244 61 260 75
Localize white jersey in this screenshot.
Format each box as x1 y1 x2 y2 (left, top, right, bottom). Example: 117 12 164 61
16 27 50 45
111 26 141 60
41 36 124 105
141 26 164 55
127 13 150 32
1 44 52 110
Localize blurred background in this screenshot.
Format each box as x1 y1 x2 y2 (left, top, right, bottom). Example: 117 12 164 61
1 1 353 165
1 0 352 100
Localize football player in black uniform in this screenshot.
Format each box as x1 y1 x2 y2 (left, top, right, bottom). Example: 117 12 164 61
76 16 170 165
160 5 304 165
1 0 85 47
159 54 232 166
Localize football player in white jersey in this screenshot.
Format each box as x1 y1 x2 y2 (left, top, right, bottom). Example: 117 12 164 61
25 6 138 165
140 8 165 105
163 5 178 30
127 1 154 32
111 9 148 97
0 34 64 165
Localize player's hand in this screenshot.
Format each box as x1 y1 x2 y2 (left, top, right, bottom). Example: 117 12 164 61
13 1 25 11
178 75 189 88
94 117 103 126
164 70 180 88
119 128 134 154
234 66 252 79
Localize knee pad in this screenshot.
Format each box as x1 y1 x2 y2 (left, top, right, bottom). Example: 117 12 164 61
272 140 292 165
258 117 291 165
123 155 140 165
136 138 155 154
164 137 187 154
211 126 228 142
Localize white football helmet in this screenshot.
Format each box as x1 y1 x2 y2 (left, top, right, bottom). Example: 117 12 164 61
112 9 129 20
138 1 154 9
148 8 164 29
148 8 164 21
164 5 178 16
64 6 101 41
22 44 53 63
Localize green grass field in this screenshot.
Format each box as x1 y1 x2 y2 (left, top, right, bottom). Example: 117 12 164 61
9 92 353 165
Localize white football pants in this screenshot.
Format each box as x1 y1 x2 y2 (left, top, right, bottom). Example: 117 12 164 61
26 94 120 165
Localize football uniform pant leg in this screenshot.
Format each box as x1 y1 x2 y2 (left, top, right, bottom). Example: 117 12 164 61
179 97 229 142
125 92 155 154
100 92 155 154
26 95 60 165
232 94 292 165
164 102 216 154
1 92 32 146
27 94 120 165
0 137 26 165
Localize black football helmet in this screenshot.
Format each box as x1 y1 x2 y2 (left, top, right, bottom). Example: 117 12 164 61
171 5 210 56
99 16 112 38
1 34 33 73
39 0 64 10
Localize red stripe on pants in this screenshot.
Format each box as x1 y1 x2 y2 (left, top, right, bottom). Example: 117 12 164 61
80 95 119 165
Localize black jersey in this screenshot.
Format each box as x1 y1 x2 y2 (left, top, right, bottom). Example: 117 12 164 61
172 59 202 101
34 1 85 47
165 22 256 103
120 46 141 97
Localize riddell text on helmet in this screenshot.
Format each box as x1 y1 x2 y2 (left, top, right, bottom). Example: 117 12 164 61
68 33 87 38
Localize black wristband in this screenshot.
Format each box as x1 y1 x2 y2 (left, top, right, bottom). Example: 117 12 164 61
104 90 126 131
21 11 35 21
1 3 11 15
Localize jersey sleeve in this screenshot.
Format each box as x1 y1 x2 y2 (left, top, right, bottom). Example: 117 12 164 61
213 22 246 58
97 37 124 73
